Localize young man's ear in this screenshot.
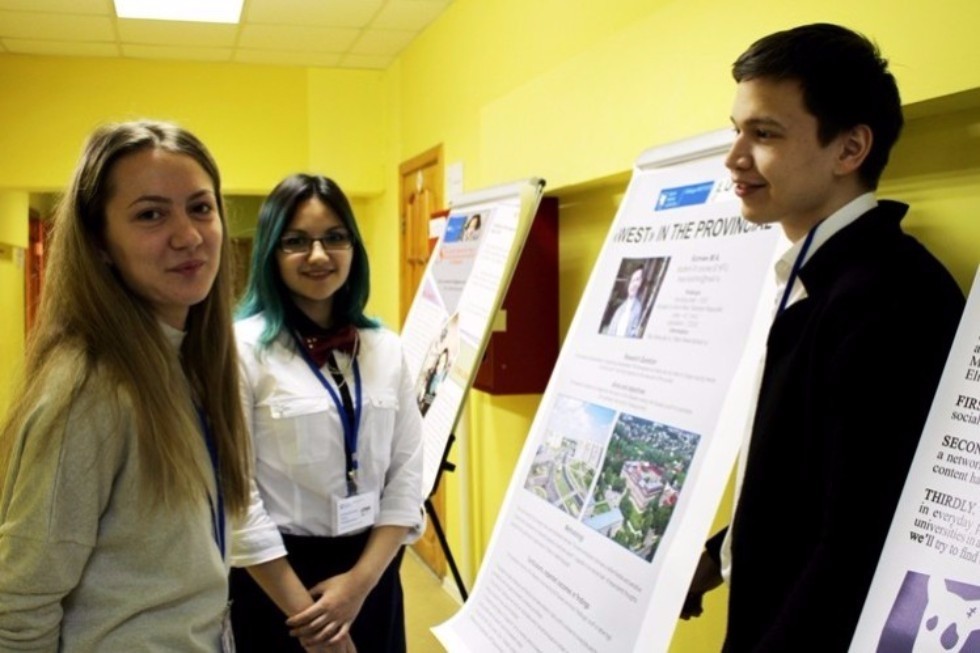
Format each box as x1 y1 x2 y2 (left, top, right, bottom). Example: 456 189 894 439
834 124 873 177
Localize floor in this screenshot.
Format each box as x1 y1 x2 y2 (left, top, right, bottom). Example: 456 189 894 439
401 549 461 651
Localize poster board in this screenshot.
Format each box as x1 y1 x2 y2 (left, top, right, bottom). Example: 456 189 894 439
851 267 980 652
401 178 545 496
434 130 786 652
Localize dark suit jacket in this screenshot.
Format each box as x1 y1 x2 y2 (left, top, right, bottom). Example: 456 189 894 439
714 201 964 652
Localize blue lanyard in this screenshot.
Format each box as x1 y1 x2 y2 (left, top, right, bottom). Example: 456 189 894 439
777 223 819 316
195 406 225 559
290 332 363 493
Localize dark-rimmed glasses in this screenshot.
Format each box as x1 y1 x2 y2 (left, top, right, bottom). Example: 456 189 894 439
279 231 353 254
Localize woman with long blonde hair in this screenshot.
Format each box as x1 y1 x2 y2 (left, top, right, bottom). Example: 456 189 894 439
0 120 250 651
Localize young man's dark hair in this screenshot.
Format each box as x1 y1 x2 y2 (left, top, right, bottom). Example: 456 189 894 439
732 23 903 189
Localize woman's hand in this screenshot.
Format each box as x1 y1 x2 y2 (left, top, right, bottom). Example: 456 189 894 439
289 525 409 645
288 570 371 645
303 633 357 653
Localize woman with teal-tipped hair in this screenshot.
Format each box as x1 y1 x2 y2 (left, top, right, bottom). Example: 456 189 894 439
229 173 424 653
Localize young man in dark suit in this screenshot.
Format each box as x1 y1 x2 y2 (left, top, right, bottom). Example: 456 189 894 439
683 23 965 652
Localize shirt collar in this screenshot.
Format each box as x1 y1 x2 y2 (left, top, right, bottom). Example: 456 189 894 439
774 192 877 285
159 319 186 350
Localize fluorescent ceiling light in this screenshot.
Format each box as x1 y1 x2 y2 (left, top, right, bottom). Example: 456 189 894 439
114 0 244 24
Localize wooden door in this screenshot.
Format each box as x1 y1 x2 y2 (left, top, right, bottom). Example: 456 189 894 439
399 146 443 325
399 146 448 578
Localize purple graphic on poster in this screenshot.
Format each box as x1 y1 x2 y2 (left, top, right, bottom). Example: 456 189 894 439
878 571 980 652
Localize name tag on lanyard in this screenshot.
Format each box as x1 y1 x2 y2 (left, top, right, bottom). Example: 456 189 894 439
290 331 369 513
333 489 379 534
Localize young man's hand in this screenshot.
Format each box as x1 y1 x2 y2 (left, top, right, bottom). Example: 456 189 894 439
680 550 723 620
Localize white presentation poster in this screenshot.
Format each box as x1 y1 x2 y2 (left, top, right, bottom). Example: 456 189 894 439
434 130 786 652
401 179 545 497
851 267 980 653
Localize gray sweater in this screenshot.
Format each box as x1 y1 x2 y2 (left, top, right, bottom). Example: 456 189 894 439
0 365 228 652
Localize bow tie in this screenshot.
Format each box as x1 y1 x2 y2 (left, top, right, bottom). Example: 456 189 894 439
297 324 358 368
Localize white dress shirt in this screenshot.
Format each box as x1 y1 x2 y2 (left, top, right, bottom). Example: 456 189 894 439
230 314 424 567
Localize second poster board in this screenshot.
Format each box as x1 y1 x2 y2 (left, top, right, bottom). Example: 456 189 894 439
401 178 545 496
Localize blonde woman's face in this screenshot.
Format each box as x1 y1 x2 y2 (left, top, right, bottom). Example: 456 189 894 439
102 148 222 330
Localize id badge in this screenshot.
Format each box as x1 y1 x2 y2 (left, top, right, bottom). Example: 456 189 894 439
332 490 378 535
220 601 236 653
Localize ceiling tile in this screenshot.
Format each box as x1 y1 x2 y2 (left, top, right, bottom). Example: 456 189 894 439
118 19 238 47
4 38 118 56
338 52 394 70
239 24 359 53
0 0 456 68
0 11 115 41
371 0 446 31
0 0 111 14
233 48 342 68
351 29 414 56
122 44 232 62
245 0 383 28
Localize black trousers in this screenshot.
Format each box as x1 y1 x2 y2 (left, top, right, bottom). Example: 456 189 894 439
230 530 407 653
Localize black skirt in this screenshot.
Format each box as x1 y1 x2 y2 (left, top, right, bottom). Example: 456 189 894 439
230 530 406 653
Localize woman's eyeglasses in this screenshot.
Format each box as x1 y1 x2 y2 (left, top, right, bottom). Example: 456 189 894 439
279 231 353 254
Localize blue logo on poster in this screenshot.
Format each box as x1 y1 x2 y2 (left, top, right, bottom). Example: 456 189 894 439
443 214 467 242
655 181 714 211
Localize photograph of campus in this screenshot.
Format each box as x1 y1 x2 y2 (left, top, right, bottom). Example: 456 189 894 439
582 413 700 561
523 396 616 519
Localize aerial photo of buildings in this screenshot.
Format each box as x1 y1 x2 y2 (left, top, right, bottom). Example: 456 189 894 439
582 413 700 561
523 396 616 519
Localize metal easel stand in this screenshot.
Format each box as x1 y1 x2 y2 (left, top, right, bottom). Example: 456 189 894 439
424 433 469 601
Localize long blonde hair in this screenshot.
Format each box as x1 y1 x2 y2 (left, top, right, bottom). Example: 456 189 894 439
0 120 249 516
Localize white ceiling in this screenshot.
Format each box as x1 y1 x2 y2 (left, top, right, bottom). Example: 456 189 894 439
0 0 454 70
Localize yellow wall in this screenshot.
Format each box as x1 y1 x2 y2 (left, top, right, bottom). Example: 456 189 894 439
882 98 980 289
0 55 387 196
2 0 980 649
0 192 28 417
0 56 303 193
390 0 980 193
306 68 387 195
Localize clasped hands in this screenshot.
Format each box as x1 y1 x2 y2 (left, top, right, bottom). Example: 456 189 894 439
287 570 371 653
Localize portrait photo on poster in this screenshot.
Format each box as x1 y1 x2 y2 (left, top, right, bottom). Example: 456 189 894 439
599 257 670 339
461 212 483 242
415 313 460 417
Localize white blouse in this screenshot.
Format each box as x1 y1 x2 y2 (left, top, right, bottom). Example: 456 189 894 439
230 314 424 567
